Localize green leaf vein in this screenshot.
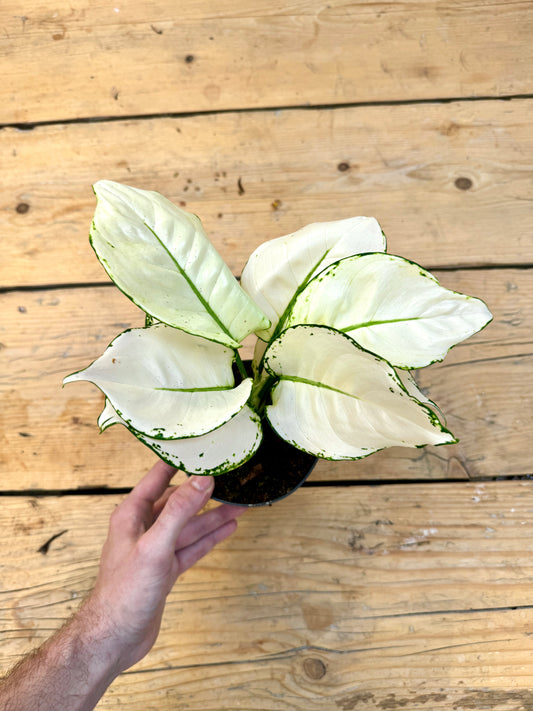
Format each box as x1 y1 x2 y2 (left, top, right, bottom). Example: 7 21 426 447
144 222 236 342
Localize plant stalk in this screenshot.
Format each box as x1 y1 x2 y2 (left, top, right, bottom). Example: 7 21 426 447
250 371 278 415
234 351 248 380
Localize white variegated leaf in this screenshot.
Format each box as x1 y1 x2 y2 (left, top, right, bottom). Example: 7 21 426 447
98 399 119 433
263 325 456 460
90 180 269 347
64 324 252 439
288 253 493 368
98 399 262 476
395 370 446 423
240 216 386 341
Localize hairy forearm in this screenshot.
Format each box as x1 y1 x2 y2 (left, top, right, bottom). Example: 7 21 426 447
0 602 121 711
0 468 241 710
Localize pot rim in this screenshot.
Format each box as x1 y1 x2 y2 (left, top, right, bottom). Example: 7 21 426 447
211 456 317 507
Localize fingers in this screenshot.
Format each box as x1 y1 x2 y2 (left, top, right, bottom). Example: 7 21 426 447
130 460 177 506
174 503 247 551
176 518 239 575
142 475 215 553
152 485 179 520
109 460 178 538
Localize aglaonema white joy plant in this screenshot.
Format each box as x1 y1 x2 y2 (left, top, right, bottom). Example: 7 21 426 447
64 180 492 476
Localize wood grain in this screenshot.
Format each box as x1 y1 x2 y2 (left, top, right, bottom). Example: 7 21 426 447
2 482 533 708
0 269 529 490
2 99 532 289
3 0 531 705
2 0 531 124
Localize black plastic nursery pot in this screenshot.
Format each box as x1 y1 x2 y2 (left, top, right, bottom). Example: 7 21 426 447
189 359 317 506
210 420 317 507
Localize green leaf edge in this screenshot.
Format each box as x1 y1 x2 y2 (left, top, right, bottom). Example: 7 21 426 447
89 191 258 349
63 326 253 440
263 323 458 460
285 251 494 370
101 399 263 476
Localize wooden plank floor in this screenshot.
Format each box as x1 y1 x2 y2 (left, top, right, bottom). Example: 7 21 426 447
3 99 532 288
4 482 533 708
1 0 532 708
2 0 531 123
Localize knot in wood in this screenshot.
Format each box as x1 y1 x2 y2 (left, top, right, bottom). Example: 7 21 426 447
303 657 327 680
454 176 473 191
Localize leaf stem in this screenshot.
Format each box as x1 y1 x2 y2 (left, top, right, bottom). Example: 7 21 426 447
250 371 278 415
234 351 248 380
256 249 332 373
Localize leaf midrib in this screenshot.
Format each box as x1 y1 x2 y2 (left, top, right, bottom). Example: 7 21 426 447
279 374 361 401
341 316 424 332
269 248 332 343
278 374 451 436
145 223 236 342
154 386 234 392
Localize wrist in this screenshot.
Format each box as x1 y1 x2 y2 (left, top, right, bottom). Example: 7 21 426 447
73 594 126 678
56 608 122 707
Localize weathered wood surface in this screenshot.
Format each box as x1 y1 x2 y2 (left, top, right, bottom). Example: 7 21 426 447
2 98 532 289
1 268 530 490
1 0 531 124
2 482 533 709
2 0 532 703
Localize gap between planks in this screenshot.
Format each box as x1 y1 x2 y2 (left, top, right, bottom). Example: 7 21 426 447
3 263 533 297
1 477 533 499
1 92 532 131
4 97 532 287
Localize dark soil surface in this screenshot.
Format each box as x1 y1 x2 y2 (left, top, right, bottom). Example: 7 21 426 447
212 422 317 506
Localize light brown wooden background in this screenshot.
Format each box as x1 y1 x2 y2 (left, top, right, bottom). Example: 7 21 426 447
1 1 532 708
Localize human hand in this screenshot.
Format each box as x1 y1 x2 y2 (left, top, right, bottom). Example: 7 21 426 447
80 461 245 674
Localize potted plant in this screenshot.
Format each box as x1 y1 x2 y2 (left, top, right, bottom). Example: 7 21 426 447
64 181 492 505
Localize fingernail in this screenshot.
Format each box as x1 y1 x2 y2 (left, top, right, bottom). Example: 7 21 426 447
190 475 214 492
